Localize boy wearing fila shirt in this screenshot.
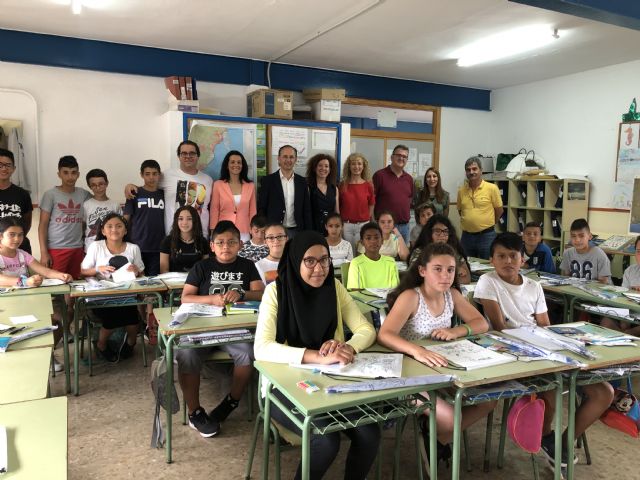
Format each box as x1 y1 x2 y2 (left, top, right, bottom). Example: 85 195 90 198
123 160 165 275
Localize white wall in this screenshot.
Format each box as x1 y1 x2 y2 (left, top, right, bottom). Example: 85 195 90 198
0 61 251 203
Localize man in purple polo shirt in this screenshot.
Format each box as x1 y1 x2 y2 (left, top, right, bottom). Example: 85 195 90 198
372 144 414 244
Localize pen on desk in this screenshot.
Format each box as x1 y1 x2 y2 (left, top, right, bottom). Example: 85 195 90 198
9 326 26 335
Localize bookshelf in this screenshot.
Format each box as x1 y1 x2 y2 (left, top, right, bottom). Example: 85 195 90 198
486 176 589 253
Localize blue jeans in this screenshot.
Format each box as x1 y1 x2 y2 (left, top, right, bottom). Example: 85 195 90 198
461 229 496 260
396 223 410 245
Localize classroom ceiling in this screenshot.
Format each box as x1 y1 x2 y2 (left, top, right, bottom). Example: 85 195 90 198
2 0 640 90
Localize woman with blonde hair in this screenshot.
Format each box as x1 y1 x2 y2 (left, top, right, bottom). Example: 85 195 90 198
339 153 375 251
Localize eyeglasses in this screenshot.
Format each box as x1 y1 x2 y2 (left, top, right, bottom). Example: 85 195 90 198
179 152 198 158
302 255 332 269
393 154 408 160
433 228 450 236
213 240 239 247
0 163 14 170
265 235 287 242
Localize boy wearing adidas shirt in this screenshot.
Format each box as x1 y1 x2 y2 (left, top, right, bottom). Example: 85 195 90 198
38 155 91 278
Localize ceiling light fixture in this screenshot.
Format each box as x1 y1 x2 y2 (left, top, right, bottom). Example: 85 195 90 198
71 0 82 14
455 25 560 67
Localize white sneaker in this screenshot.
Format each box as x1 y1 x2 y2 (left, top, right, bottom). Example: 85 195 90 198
51 358 64 373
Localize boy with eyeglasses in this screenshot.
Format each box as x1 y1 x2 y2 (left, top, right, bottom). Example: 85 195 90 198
256 223 288 285
0 148 33 254
124 140 212 237
82 168 122 251
177 220 264 438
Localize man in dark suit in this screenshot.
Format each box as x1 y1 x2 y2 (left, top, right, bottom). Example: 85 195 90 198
257 145 311 238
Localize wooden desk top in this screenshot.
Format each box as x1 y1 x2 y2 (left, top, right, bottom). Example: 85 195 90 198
0 283 70 297
69 280 167 298
0 396 67 479
0 347 52 405
155 306 257 336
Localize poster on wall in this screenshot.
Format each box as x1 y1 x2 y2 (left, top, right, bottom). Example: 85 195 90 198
271 127 309 158
187 120 260 181
613 121 640 209
629 178 640 233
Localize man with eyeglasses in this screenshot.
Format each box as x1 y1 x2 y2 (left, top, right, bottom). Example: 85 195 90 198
372 144 415 245
0 148 33 253
125 140 213 237
457 156 503 259
257 144 311 238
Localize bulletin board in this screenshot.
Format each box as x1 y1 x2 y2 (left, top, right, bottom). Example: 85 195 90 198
613 121 640 209
268 125 338 177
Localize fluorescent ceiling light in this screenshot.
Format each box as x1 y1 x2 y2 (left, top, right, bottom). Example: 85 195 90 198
454 25 560 67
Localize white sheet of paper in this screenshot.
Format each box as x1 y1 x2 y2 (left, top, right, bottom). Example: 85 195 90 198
111 263 137 283
9 315 38 325
0 324 11 330
0 425 7 473
41 278 65 286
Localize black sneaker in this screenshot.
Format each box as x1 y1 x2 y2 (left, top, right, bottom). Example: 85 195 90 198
209 394 239 422
119 342 134 360
541 432 577 477
188 407 220 438
420 417 451 469
95 343 118 363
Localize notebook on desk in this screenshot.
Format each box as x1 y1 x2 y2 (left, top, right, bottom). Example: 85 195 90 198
423 339 514 370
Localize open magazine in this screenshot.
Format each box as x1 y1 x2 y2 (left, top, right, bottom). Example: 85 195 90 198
424 339 515 370
291 352 403 379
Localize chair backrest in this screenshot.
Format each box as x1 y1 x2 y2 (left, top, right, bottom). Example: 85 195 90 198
340 262 350 286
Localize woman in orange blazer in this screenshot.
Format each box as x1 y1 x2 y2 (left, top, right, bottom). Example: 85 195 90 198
209 150 257 242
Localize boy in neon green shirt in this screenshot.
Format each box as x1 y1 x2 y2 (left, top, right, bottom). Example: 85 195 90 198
347 222 399 289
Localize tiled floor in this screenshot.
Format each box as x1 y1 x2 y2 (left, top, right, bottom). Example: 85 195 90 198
51 344 638 479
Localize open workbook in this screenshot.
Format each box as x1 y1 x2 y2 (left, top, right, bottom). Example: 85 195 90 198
423 339 515 370
290 352 403 378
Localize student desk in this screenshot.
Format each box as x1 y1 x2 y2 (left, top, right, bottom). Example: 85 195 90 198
418 337 576 480
1 285 72 391
159 278 185 307
69 280 167 396
561 332 640 480
1 295 55 351
0 347 52 405
0 396 67 479
348 290 387 316
155 306 257 463
254 356 452 480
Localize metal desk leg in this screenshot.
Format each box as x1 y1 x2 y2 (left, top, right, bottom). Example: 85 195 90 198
59 296 71 394
451 388 464 480
568 297 578 324
429 391 438 480
553 373 564 480
566 371 577 480
164 333 175 463
262 389 272 480
301 416 312 480
73 299 83 396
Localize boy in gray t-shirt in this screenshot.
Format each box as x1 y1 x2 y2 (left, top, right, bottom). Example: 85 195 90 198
38 156 91 279
560 218 611 283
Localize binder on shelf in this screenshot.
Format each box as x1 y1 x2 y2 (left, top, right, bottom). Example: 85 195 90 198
536 181 545 207
551 213 562 238
185 76 193 100
499 211 507 229
517 210 525 232
178 77 187 100
164 76 180 100
555 185 563 208
498 182 508 204
517 184 527 205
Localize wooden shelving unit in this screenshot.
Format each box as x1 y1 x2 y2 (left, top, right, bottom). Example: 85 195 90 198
485 176 589 253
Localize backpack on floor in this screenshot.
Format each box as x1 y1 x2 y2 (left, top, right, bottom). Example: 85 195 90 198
507 393 545 453
150 355 180 448
600 378 640 438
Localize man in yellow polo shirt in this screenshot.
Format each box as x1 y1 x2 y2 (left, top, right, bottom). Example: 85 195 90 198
457 156 503 259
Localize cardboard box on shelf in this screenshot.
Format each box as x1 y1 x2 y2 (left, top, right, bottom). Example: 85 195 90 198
310 99 342 122
247 89 293 119
303 88 346 102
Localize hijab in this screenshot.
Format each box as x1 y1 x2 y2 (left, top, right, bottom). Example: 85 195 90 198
275 231 337 349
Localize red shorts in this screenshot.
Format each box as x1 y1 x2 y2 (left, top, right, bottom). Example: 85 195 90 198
49 248 84 279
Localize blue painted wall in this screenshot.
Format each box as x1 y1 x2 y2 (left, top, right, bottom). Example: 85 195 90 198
0 28 490 111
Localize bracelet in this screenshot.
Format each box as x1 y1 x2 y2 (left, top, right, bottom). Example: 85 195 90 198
462 324 472 336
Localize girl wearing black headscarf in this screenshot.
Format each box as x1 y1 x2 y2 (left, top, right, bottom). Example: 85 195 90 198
254 230 378 480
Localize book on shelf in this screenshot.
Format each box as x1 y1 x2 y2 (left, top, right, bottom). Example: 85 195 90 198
423 339 515 370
